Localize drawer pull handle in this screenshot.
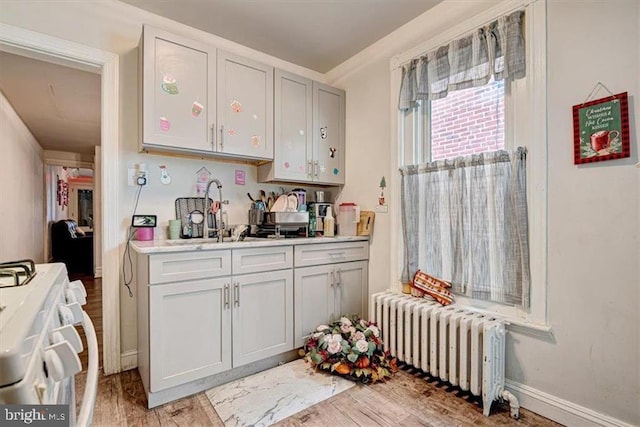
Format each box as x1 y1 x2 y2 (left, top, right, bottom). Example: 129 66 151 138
328 252 345 257
335 269 342 287
234 283 240 307
223 284 230 309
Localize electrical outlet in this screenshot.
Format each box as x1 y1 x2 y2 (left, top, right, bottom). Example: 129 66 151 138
136 171 148 186
127 168 136 186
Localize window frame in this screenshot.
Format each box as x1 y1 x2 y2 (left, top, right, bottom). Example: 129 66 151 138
390 0 549 331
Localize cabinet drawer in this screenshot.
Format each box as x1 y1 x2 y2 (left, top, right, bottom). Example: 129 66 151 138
232 246 293 275
294 241 368 267
149 250 231 284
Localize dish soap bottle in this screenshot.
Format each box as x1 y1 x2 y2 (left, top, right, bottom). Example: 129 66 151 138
324 206 335 237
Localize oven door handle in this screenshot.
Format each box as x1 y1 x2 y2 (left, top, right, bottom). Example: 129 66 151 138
77 310 99 427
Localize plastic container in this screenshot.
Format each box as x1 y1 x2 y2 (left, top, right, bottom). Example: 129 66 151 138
323 206 335 237
338 203 360 236
135 227 154 241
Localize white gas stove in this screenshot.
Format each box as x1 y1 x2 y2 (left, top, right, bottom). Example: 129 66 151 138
0 261 98 426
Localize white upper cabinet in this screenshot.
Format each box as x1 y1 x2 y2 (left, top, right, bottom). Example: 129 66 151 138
216 51 274 160
271 70 313 182
141 27 273 160
258 75 345 185
142 26 216 153
313 82 345 185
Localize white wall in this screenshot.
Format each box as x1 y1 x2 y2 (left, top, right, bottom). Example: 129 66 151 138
335 0 639 425
0 91 44 263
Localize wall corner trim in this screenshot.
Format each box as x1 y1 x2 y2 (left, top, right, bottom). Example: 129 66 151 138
505 380 636 427
120 350 138 372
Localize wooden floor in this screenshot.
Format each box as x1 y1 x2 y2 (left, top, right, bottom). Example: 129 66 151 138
74 275 561 427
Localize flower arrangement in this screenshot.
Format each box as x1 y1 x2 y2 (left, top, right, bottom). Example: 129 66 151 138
300 315 397 383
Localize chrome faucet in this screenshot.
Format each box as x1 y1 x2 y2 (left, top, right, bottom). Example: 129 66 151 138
202 178 225 242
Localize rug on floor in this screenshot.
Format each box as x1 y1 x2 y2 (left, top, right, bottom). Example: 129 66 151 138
205 359 355 426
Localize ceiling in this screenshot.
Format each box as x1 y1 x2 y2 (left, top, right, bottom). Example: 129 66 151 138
1 1 443 155
0 51 101 155
120 0 444 73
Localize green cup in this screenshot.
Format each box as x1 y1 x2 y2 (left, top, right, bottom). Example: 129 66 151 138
168 219 181 240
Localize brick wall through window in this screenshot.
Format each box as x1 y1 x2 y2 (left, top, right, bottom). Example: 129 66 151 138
430 79 505 161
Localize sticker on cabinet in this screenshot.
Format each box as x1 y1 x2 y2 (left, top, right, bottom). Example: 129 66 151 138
333 168 340 176
192 101 204 117
284 162 290 169
329 147 337 158
319 165 326 173
297 164 305 172
161 73 178 95
320 126 328 140
228 128 236 136
159 117 171 132
251 135 261 147
231 100 243 113
252 113 258 120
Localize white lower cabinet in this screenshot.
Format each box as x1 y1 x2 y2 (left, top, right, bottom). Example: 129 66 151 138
149 277 231 392
232 270 293 367
294 260 368 348
137 240 367 407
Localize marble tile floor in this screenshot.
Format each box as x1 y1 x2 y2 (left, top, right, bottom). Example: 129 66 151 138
205 359 355 426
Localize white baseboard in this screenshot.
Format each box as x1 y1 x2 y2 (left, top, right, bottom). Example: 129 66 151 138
120 350 138 371
94 266 102 278
506 380 636 427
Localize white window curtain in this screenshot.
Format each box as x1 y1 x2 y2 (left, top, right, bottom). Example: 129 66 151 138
400 148 530 308
399 10 525 110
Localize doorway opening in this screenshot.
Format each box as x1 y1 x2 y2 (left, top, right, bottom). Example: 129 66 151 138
0 23 121 374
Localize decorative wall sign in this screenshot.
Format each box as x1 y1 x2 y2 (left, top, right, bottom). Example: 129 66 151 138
159 165 171 185
573 92 630 164
235 170 246 185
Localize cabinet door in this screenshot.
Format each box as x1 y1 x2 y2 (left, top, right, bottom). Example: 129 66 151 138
293 265 334 347
142 26 216 152
149 277 231 392
217 51 273 159
334 261 368 320
232 270 293 367
273 70 313 181
313 82 345 185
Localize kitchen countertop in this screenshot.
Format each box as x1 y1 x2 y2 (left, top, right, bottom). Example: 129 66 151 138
130 235 369 254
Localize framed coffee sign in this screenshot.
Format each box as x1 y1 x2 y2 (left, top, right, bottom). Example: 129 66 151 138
573 92 630 164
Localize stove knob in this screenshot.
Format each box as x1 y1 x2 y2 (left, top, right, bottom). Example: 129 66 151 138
51 324 83 353
58 303 83 326
35 382 47 403
66 280 87 306
43 341 81 382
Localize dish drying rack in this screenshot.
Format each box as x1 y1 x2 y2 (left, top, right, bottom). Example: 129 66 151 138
175 197 216 238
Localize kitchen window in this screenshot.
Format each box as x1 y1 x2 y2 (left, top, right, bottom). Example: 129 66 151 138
392 0 548 327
